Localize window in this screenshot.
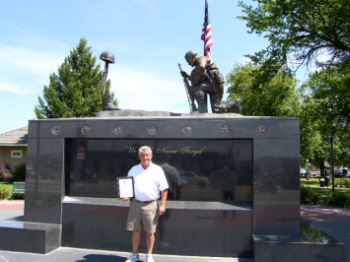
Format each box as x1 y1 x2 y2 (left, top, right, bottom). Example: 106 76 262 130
11 150 22 158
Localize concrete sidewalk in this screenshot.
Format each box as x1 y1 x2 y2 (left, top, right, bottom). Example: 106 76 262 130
0 201 349 262
301 205 350 262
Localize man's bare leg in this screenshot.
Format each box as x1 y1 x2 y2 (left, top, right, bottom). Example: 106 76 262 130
145 231 155 254
132 230 141 254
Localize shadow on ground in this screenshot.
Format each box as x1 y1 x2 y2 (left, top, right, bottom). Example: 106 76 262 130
75 254 128 262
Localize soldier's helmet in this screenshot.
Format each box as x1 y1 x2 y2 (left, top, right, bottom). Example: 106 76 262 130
100 51 115 63
184 50 198 58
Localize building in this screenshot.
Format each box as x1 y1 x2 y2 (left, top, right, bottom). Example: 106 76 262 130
0 127 28 173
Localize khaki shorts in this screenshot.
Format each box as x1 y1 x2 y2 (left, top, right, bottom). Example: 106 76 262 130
126 200 159 233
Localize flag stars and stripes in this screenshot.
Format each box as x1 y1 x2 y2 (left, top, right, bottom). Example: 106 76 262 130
201 0 213 57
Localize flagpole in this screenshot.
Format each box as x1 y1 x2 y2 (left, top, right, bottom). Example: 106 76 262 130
201 0 212 57
203 0 207 56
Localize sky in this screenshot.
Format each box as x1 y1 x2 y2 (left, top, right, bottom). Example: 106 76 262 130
0 0 278 134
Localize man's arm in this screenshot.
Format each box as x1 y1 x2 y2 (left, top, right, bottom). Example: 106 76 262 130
158 189 168 216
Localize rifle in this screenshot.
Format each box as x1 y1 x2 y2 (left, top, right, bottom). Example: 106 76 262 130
178 63 197 111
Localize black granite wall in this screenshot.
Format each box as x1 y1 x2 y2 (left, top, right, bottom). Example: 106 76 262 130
24 115 300 257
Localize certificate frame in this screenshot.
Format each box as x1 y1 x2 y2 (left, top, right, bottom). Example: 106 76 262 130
117 177 134 199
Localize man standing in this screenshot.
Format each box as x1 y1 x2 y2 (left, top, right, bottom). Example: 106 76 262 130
123 146 169 262
180 50 242 114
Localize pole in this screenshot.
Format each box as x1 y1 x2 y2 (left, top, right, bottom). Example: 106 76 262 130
330 130 335 192
324 130 335 191
102 61 109 96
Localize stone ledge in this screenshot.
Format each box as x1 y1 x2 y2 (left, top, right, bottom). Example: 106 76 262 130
0 220 60 253
62 196 252 210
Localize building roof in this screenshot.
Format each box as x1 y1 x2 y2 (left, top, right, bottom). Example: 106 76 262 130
0 127 28 146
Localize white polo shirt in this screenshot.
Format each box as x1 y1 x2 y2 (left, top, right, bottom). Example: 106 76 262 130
127 162 169 202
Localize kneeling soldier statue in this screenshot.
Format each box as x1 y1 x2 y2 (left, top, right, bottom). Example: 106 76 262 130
180 50 242 114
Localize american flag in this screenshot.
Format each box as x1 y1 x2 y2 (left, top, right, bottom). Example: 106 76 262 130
201 0 213 57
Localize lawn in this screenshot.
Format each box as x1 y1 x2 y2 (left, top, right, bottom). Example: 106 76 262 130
300 177 350 207
0 182 13 199
0 182 12 192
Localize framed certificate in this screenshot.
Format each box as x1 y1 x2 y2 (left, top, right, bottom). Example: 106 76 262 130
117 177 134 199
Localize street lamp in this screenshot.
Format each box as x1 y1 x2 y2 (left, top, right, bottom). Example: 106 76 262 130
324 130 335 192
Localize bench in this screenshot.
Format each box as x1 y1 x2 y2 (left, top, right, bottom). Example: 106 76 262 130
12 182 25 195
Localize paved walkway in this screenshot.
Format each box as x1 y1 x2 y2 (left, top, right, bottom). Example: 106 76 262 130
0 201 349 261
301 205 350 262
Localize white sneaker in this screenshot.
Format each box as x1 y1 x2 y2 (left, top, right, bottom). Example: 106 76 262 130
145 254 155 262
126 253 139 262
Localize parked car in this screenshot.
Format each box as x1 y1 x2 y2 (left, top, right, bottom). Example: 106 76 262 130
179 171 209 188
333 169 348 178
311 171 320 176
300 168 307 177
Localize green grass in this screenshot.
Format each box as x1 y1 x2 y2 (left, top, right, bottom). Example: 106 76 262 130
0 182 12 200
300 177 350 207
0 182 24 200
0 182 12 192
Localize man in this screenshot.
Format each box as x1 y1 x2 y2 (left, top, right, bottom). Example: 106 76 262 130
180 50 242 114
122 146 169 262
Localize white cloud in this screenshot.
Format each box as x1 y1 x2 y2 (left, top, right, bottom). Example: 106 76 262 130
109 66 190 113
0 81 26 94
0 44 65 94
0 40 190 113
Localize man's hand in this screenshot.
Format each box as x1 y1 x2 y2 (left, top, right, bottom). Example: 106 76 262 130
121 198 129 201
158 205 166 216
180 71 190 78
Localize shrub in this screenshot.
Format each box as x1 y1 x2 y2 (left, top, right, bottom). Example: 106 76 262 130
12 193 24 200
300 186 313 204
12 163 26 182
0 185 10 200
1 172 13 183
328 191 350 207
334 178 350 188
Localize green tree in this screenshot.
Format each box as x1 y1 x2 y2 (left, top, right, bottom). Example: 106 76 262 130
225 62 328 166
35 38 116 119
238 0 350 167
301 68 350 167
298 94 325 167
238 0 350 86
226 62 300 117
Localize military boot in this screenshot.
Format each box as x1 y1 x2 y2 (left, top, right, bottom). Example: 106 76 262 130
225 99 242 114
103 95 120 111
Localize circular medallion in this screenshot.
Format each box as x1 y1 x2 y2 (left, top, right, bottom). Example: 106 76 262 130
81 125 91 135
220 124 230 134
182 125 192 135
147 124 157 135
113 125 124 135
51 126 61 135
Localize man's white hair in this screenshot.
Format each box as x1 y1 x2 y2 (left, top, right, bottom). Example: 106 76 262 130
139 145 152 155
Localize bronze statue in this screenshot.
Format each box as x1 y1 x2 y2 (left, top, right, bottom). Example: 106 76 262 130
180 50 242 114
100 51 120 111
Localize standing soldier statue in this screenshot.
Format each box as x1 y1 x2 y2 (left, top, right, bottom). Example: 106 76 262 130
179 50 242 114
100 51 120 111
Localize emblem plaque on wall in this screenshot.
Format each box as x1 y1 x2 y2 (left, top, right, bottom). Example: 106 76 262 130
147 124 157 135
113 125 124 135
51 126 61 135
81 125 91 135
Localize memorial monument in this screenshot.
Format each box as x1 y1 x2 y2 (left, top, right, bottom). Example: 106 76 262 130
0 51 345 262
